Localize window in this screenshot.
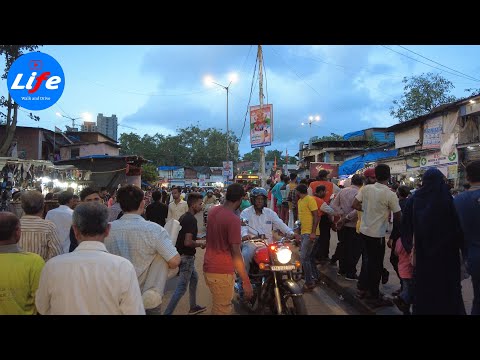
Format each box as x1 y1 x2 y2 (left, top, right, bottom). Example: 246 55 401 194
71 148 80 159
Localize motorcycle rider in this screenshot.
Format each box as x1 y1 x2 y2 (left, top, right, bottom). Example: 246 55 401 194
237 187 298 294
203 190 217 207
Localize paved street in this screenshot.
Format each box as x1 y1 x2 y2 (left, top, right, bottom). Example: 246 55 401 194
161 244 360 315
161 227 474 315
323 229 474 315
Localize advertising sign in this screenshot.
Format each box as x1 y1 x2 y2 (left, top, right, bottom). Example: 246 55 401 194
383 160 406 175
172 168 184 179
423 117 442 149
419 150 457 169
309 163 339 179
222 161 233 180
250 104 273 148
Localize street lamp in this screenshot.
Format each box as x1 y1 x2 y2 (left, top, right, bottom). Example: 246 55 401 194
204 73 238 163
301 115 321 128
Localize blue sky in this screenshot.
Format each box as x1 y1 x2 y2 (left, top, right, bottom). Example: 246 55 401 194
2 45 480 159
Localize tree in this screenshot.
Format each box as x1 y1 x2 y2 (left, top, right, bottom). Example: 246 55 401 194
242 148 297 165
242 148 261 162
465 87 480 97
0 45 41 156
315 133 343 141
141 163 159 183
118 125 240 167
390 73 457 123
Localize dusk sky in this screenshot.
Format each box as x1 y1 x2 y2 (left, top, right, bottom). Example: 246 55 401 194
2 45 480 159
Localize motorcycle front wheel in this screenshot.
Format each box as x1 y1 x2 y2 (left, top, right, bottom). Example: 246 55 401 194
282 295 308 315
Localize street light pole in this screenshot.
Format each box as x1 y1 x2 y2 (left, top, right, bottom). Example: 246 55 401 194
226 84 229 162
210 80 232 163
302 115 321 128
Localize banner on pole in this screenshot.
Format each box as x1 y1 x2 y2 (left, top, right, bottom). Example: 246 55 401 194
222 161 233 180
250 104 273 148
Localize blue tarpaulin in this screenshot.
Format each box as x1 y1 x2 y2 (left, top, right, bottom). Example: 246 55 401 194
343 130 365 140
339 150 399 176
158 166 181 171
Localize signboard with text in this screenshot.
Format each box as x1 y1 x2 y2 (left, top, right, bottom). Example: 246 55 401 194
423 117 442 149
419 150 458 169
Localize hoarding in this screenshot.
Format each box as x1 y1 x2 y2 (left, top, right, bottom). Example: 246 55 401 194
250 104 273 148
423 117 442 149
309 162 339 179
222 161 233 180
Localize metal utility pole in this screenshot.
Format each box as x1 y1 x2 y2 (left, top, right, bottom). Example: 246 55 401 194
226 86 229 162
258 45 266 188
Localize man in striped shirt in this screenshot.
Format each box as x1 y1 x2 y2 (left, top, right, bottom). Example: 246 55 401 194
19 191 62 261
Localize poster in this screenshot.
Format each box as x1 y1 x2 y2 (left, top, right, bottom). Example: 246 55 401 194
309 163 339 179
172 168 184 179
423 117 442 149
447 165 458 179
250 104 273 148
222 161 233 180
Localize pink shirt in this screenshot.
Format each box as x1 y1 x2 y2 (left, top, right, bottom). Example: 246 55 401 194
395 238 413 279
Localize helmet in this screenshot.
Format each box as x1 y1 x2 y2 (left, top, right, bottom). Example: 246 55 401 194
250 187 268 198
250 187 268 208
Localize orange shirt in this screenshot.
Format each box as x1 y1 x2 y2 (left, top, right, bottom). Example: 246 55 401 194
313 196 326 218
309 181 334 203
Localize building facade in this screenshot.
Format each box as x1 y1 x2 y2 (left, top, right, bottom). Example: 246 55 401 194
97 113 118 142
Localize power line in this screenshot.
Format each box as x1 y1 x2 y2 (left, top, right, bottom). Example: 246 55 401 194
238 45 253 76
238 54 259 144
381 45 480 83
263 53 269 105
269 46 324 98
396 45 480 82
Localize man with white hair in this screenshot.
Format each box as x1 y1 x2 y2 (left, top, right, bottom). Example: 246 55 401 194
35 202 145 315
19 190 62 261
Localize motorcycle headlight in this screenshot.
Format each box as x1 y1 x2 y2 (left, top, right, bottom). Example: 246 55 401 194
276 246 292 264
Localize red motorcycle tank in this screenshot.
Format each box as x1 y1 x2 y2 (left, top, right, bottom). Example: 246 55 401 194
253 244 270 264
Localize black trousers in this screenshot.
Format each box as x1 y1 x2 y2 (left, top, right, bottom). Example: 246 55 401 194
315 215 332 260
337 227 362 277
358 233 385 299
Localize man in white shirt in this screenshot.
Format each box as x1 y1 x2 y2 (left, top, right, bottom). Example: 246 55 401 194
35 202 145 315
167 186 188 222
352 164 401 307
45 191 75 253
105 185 181 315
239 187 297 284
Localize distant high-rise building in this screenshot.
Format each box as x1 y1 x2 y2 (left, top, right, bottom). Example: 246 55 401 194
96 113 118 142
81 121 98 133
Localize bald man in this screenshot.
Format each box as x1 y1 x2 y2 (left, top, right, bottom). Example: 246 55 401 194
0 212 45 315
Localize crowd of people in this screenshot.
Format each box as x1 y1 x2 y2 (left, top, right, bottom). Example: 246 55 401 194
1 159 479 315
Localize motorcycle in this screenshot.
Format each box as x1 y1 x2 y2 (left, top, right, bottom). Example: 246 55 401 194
235 219 307 315
203 201 220 227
